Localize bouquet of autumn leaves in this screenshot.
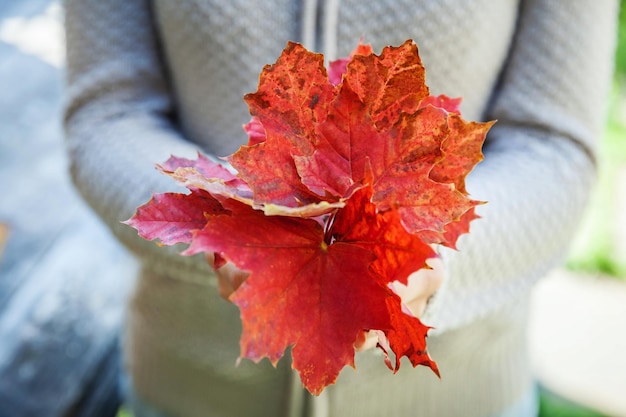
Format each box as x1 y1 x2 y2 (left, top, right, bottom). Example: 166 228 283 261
126 39 493 395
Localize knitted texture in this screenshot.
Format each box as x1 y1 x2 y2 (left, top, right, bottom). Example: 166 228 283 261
64 0 617 416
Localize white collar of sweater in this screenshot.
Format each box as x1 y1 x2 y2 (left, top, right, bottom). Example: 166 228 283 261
302 0 340 60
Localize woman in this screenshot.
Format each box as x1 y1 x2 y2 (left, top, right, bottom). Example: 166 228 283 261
63 1 617 416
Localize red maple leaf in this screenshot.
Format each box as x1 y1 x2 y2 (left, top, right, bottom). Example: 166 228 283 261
183 199 392 395
126 39 492 395
331 183 436 286
124 189 226 246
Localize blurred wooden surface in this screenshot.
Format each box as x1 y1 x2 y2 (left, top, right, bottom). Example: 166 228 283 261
0 1 137 416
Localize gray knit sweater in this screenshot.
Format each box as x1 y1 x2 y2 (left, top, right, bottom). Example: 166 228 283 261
64 1 617 416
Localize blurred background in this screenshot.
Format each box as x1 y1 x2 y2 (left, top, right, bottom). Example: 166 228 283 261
0 1 624 416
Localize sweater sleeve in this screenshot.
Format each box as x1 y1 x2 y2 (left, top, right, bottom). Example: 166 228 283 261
422 0 618 332
63 0 214 280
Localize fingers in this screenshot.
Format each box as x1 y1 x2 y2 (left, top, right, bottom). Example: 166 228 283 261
354 330 384 351
205 253 249 300
216 263 249 300
355 258 444 353
392 257 444 316
205 252 215 267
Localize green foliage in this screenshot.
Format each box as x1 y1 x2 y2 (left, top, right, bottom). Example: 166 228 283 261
116 407 132 417
539 388 611 417
567 84 626 278
567 4 626 278
616 0 626 78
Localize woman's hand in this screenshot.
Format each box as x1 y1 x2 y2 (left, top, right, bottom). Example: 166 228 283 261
205 253 444 350
206 254 249 300
354 257 444 351
392 256 444 317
